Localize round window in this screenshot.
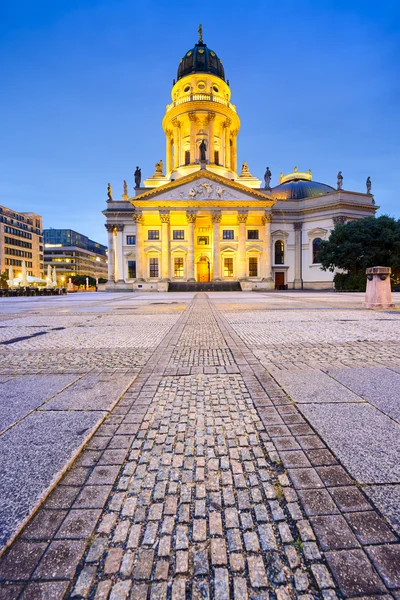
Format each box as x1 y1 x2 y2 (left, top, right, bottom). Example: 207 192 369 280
198 82 206 90
184 85 190 93
213 85 219 93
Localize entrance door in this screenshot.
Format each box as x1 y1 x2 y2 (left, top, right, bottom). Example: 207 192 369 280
275 272 285 290
197 261 210 282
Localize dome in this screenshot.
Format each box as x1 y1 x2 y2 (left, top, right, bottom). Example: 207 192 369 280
177 42 225 82
271 169 334 200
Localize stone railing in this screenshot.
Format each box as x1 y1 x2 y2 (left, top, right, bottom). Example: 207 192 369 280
166 94 237 113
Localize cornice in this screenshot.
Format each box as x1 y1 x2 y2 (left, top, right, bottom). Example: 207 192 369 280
133 200 274 209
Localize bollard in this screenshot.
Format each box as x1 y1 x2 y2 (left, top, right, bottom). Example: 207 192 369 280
363 266 394 309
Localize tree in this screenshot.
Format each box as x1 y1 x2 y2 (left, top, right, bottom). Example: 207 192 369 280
71 275 96 287
0 271 8 289
317 216 400 288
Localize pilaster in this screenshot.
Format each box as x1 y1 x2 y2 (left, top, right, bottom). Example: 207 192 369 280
294 221 303 289
237 211 248 279
160 211 170 280
212 212 222 280
186 212 197 281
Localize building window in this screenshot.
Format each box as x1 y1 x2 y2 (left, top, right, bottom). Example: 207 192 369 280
185 150 190 165
247 230 259 240
214 150 219 165
224 257 233 277
126 235 136 245
223 230 234 240
128 260 136 278
249 257 258 277
313 238 322 263
173 230 184 240
149 257 159 277
148 230 160 240
174 257 184 277
275 240 284 264
197 236 209 245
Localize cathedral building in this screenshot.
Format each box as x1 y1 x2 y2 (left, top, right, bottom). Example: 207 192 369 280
103 30 376 291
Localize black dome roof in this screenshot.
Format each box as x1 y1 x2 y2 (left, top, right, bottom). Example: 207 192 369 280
177 42 225 82
271 179 335 200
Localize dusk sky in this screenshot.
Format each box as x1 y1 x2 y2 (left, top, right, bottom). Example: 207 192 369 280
1 0 399 246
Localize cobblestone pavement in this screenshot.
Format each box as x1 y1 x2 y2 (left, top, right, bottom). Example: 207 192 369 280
0 292 399 600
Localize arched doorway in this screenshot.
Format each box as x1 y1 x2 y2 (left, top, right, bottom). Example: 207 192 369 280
196 255 210 282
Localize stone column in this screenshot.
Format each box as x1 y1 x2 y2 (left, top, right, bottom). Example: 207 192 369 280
165 129 172 174
231 129 238 173
160 211 170 280
237 212 248 279
189 113 197 164
134 213 145 281
186 212 197 281
212 212 221 280
172 119 180 169
224 119 231 169
115 224 124 282
105 224 115 282
208 112 215 163
262 214 273 281
294 221 303 289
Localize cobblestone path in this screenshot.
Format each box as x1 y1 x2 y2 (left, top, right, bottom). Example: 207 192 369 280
0 294 399 599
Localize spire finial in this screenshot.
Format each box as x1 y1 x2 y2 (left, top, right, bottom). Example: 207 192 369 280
198 24 203 43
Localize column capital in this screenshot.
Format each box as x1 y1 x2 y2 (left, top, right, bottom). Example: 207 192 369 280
262 214 273 225
212 212 222 223
231 128 238 136
237 212 248 224
114 224 124 232
333 215 347 225
159 211 170 224
207 111 216 122
186 212 197 224
133 213 144 224
294 221 303 231
172 118 181 128
188 112 197 122
166 128 173 137
104 223 114 232
223 118 232 128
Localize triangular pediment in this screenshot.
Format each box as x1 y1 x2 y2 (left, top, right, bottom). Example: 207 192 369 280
131 170 274 205
307 227 329 238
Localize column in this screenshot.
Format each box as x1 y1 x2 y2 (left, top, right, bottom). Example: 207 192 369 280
237 212 248 279
134 213 145 281
105 224 115 282
208 112 215 163
212 212 221 280
231 129 238 173
186 212 197 281
294 221 303 289
115 224 124 282
189 113 196 164
172 119 180 169
224 119 231 169
160 211 170 280
262 214 273 281
165 129 172 174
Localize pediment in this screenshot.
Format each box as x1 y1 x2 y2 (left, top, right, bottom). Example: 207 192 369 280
144 245 161 254
132 170 273 205
220 245 237 253
307 227 329 238
170 245 188 254
271 229 289 239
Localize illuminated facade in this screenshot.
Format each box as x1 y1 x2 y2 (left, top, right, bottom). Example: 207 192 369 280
104 32 376 291
0 205 43 278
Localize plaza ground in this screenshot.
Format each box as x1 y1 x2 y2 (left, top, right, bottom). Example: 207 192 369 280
0 290 399 599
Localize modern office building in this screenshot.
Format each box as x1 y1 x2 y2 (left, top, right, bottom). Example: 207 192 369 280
0 205 43 277
43 229 108 280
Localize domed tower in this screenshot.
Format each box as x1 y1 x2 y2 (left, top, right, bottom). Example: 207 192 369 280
162 26 240 180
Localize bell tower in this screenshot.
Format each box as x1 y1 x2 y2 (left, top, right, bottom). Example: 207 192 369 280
161 26 240 180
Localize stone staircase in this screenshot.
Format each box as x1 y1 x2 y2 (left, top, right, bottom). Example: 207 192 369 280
168 281 242 292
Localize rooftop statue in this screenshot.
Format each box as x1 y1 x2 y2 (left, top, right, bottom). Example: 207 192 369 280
155 160 163 173
241 161 249 175
134 167 141 188
264 167 272 189
366 176 372 194
199 139 207 161
337 171 343 190
123 180 128 196
107 183 113 200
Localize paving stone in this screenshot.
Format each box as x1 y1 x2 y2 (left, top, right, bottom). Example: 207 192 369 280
365 544 400 589
345 511 397 545
310 515 360 550
33 539 87 579
325 549 387 596
328 486 372 513
0 541 47 580
19 581 70 599
297 489 339 516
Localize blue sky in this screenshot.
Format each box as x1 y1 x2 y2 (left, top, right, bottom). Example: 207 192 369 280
1 0 399 245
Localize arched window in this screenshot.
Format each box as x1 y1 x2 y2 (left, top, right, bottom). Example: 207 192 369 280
275 240 284 264
313 238 322 263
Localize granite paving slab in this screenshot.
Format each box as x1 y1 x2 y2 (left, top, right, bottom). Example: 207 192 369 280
42 374 134 411
271 369 364 403
365 485 400 535
0 410 106 550
299 403 400 484
0 375 79 432
326 367 400 422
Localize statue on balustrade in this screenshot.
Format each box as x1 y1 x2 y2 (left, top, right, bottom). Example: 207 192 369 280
134 167 141 188
199 139 207 161
264 167 272 189
107 183 113 200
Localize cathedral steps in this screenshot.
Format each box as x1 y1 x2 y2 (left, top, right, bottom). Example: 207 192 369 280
168 281 242 292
